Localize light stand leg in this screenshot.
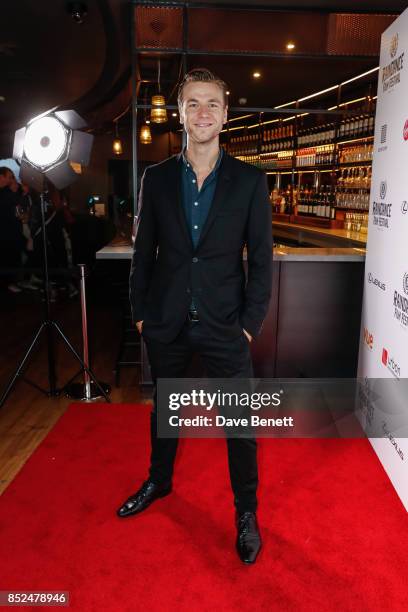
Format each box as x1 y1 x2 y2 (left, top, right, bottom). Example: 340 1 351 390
0 323 48 408
39 191 58 395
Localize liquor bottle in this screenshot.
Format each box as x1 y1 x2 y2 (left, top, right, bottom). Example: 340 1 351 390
363 114 369 136
358 115 364 136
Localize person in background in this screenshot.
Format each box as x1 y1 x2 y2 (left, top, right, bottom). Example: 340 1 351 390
0 167 26 293
28 183 78 300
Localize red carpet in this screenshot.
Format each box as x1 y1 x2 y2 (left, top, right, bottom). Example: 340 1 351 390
0 402 407 612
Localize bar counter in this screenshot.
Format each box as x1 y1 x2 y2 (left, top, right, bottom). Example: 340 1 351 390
96 243 366 261
273 220 367 248
96 242 365 382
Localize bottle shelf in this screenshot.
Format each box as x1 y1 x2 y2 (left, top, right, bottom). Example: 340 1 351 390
337 135 374 146
338 160 372 167
335 206 370 212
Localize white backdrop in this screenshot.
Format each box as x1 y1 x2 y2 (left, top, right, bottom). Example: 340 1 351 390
357 8 408 510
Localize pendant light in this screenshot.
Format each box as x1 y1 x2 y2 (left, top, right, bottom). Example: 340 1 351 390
150 59 167 124
140 122 152 144
112 120 123 155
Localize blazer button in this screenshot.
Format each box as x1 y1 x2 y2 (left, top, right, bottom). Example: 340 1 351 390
186 288 191 294
192 257 198 263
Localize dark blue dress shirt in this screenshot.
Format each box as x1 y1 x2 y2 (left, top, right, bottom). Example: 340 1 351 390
181 147 223 312
181 147 223 249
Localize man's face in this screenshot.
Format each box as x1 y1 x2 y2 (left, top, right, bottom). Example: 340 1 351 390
179 81 228 145
0 170 12 188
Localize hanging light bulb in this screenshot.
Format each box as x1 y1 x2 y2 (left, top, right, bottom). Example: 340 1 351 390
112 138 122 155
140 123 152 144
112 121 123 155
150 95 168 123
150 59 167 123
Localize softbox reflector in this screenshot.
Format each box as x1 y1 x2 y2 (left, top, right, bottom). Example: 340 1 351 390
19 160 45 191
12 127 26 163
69 131 93 166
55 110 87 130
45 160 78 190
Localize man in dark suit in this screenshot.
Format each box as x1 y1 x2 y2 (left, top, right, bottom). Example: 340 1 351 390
117 69 272 564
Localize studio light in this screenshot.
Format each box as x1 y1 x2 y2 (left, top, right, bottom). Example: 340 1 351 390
13 108 93 191
0 108 110 408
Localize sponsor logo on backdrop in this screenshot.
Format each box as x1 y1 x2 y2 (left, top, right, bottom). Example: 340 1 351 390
402 201 408 215
372 181 392 229
382 421 404 461
393 275 408 329
363 327 374 350
381 124 388 142
378 124 388 152
368 272 386 291
382 32 404 92
382 347 401 379
403 273 408 294
390 33 399 58
404 119 408 140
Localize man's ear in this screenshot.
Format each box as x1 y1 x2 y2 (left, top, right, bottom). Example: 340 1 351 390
223 105 228 124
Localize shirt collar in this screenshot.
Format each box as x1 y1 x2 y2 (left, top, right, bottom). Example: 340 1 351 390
181 146 223 174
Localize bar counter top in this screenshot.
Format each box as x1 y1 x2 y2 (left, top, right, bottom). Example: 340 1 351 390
96 242 365 262
272 220 367 248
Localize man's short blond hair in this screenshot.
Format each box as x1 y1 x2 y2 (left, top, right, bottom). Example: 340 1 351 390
177 68 229 109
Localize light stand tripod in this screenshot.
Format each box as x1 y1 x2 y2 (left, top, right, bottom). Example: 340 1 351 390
0 190 110 408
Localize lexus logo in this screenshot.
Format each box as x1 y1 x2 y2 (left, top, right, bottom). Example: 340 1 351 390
368 272 386 291
390 33 399 58
380 181 387 200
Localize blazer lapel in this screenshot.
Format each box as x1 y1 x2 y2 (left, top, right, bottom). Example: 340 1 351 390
196 154 233 250
167 154 194 249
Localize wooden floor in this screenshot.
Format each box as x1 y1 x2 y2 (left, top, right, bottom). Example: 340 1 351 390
0 265 149 495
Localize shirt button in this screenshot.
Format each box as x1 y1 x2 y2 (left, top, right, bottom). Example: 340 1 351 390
193 225 198 230
194 201 199 206
192 257 198 263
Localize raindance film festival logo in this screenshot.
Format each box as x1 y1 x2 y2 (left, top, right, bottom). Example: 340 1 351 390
372 181 392 229
368 271 386 291
382 347 401 379
382 32 404 92
393 273 408 328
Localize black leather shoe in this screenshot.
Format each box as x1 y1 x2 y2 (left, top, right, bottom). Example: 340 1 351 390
117 480 172 518
236 511 262 564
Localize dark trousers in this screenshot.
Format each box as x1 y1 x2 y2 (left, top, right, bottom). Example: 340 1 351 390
143 319 258 514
